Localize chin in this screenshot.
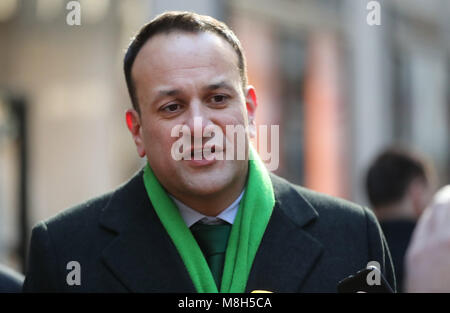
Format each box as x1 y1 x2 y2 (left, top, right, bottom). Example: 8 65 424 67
182 173 233 196
180 164 241 196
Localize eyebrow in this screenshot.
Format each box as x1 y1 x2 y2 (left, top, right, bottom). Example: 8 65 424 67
151 88 182 106
203 81 235 92
157 89 181 98
152 81 236 106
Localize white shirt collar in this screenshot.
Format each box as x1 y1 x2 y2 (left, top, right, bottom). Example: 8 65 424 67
170 189 245 228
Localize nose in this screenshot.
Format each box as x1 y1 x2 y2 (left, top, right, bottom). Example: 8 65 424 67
184 99 213 144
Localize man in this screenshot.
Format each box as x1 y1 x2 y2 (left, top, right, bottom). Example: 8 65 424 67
365 148 433 291
23 11 395 293
0 264 23 293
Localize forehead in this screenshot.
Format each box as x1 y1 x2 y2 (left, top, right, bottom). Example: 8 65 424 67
131 31 240 88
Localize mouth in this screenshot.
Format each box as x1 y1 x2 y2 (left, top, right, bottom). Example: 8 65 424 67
190 145 218 158
185 145 223 167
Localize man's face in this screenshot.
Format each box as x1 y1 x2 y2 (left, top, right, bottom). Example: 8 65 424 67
127 31 256 199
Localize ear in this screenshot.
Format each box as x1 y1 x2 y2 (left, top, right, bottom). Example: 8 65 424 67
245 85 258 139
126 109 146 158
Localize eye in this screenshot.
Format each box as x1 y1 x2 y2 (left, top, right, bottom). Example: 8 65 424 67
210 94 228 104
162 103 181 113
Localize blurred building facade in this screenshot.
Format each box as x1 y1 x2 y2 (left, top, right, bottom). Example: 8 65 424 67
228 0 449 202
0 0 448 272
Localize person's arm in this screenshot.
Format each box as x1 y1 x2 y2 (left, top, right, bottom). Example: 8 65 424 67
404 185 450 292
0 264 24 293
363 207 397 292
23 222 61 292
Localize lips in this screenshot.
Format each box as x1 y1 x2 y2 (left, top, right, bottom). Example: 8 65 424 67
184 144 224 167
190 145 218 158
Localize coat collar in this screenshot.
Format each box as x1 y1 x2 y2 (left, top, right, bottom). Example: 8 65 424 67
99 170 323 292
269 173 319 228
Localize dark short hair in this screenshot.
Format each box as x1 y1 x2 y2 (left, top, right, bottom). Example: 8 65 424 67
124 11 247 113
365 148 430 208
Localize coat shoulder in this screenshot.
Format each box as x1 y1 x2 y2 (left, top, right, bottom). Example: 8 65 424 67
41 188 114 234
270 173 369 223
294 184 368 219
36 169 144 239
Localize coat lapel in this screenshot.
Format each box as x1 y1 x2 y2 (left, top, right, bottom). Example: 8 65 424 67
245 174 324 292
99 170 196 292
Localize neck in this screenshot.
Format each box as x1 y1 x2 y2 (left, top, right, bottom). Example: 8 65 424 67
374 198 418 222
171 170 248 217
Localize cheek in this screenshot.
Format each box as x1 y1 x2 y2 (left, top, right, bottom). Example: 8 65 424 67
216 106 248 128
213 109 249 148
143 123 177 153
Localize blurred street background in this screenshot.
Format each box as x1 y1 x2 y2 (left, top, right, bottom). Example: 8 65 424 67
0 0 449 273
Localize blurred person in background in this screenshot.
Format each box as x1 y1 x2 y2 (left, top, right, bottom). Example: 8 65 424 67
405 185 450 292
366 148 434 292
23 11 395 293
0 264 23 293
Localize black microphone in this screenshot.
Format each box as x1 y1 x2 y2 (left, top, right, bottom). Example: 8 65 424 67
337 266 394 293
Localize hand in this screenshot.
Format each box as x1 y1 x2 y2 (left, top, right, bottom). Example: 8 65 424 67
405 185 450 292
